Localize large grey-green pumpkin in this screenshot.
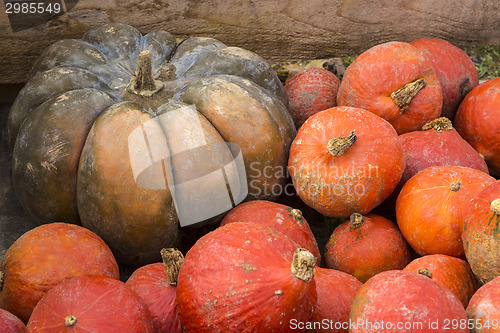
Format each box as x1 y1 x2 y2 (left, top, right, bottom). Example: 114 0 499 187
7 23 295 264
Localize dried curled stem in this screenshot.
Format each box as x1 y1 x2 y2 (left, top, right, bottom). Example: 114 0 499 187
391 78 426 111
327 131 356 157
161 248 184 286
127 50 164 97
65 315 77 327
449 182 461 192
491 199 500 215
422 117 453 133
350 213 365 229
291 209 303 220
418 268 433 279
291 248 316 282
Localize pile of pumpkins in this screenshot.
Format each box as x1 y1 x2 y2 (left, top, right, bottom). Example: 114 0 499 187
1 22 499 332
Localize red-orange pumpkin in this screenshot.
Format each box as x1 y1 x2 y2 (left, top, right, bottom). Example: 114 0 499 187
462 180 500 283
403 254 479 308
324 213 412 283
466 276 500 333
399 117 489 187
454 77 500 176
284 67 341 128
396 165 495 258
176 222 317 332
288 106 404 218
409 38 479 120
26 275 154 332
0 223 119 323
220 200 321 263
350 270 467 333
337 41 442 134
0 309 25 333
307 267 362 333
125 248 183 333
382 117 489 214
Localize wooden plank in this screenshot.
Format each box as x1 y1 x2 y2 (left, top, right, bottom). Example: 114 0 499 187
0 0 499 82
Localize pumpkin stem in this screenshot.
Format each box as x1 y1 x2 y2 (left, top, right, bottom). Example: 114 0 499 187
422 117 453 133
350 213 365 229
65 315 77 327
291 209 303 220
449 182 461 192
291 248 316 282
161 248 184 286
491 199 500 215
327 131 356 157
390 78 426 111
418 268 433 279
127 50 164 97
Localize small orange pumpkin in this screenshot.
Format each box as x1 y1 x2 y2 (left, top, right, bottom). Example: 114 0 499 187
403 254 479 308
288 106 404 218
454 77 500 177
284 67 341 128
220 200 321 263
350 270 467 333
409 38 479 120
396 165 495 258
325 213 412 283
308 267 362 333
466 276 500 332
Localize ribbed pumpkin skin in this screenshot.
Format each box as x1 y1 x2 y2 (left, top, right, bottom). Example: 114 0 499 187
220 200 321 263
324 214 412 283
466 276 500 333
350 270 468 333
284 67 341 128
409 38 479 120
176 222 317 332
463 181 500 284
125 263 182 333
396 165 495 258
454 78 500 177
307 267 362 333
0 223 119 324
337 41 442 134
0 309 25 333
26 275 154 332
8 23 295 265
404 254 479 308
288 106 404 218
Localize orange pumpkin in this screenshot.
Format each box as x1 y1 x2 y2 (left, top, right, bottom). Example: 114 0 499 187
325 213 412 283
350 270 467 333
288 106 404 218
454 77 500 177
396 165 495 258
220 200 321 263
403 254 479 308
409 38 479 120
463 180 500 283
466 276 500 332
308 267 362 333
176 222 317 332
337 41 442 134
284 67 341 128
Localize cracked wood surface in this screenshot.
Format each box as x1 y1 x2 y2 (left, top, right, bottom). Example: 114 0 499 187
0 0 499 83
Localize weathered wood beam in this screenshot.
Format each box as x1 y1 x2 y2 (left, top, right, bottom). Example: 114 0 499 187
0 0 498 83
